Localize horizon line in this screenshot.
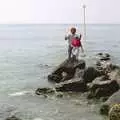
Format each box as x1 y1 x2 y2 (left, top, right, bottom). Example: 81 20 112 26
0 23 120 25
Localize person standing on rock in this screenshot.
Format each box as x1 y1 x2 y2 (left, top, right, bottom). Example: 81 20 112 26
65 27 84 60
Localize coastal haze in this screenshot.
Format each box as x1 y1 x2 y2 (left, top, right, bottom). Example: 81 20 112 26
0 0 120 120
0 0 120 24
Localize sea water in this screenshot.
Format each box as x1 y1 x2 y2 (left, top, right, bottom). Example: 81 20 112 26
0 24 119 120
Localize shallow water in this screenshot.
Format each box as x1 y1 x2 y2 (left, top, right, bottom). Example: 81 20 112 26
0 24 119 120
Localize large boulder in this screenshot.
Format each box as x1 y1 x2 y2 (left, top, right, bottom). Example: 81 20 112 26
83 67 102 83
108 104 120 120
95 53 113 73
100 90 120 115
95 53 120 75
88 78 119 99
48 57 86 83
55 79 87 92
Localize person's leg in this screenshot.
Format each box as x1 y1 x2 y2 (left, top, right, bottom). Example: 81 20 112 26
68 45 73 59
76 47 80 60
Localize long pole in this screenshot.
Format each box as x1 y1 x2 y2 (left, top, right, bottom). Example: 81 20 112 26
83 5 86 41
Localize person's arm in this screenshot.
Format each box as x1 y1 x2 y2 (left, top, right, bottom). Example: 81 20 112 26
65 36 68 40
80 34 82 40
65 34 69 40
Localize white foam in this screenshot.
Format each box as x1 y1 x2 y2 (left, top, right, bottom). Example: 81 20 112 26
33 118 44 120
9 90 33 97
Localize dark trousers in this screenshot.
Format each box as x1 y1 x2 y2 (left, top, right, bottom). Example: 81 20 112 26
68 45 73 59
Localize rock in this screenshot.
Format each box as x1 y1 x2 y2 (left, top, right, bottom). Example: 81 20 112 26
93 75 109 82
74 68 85 79
48 58 86 83
100 90 120 115
96 53 111 61
100 56 110 61
5 115 21 120
108 104 120 120
55 92 64 98
95 53 120 74
96 61 101 67
100 104 110 115
96 60 112 73
87 76 108 89
35 87 64 98
88 79 119 99
35 88 55 95
97 53 103 56
83 67 102 83
48 74 62 83
108 69 120 86
55 79 87 92
110 64 120 71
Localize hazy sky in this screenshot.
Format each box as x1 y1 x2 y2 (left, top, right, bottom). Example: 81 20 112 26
0 0 120 24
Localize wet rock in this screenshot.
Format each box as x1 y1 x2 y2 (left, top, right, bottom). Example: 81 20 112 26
108 104 120 120
100 90 120 115
55 92 64 98
96 53 111 61
5 115 21 120
88 79 119 99
95 53 113 75
96 61 101 67
97 53 103 56
96 60 112 74
108 69 120 86
35 87 55 95
100 104 110 115
55 79 87 92
74 68 85 78
48 58 86 83
87 76 108 90
83 67 102 83
100 56 110 61
48 74 62 83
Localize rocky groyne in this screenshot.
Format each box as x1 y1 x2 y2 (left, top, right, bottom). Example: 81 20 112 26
35 53 120 120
